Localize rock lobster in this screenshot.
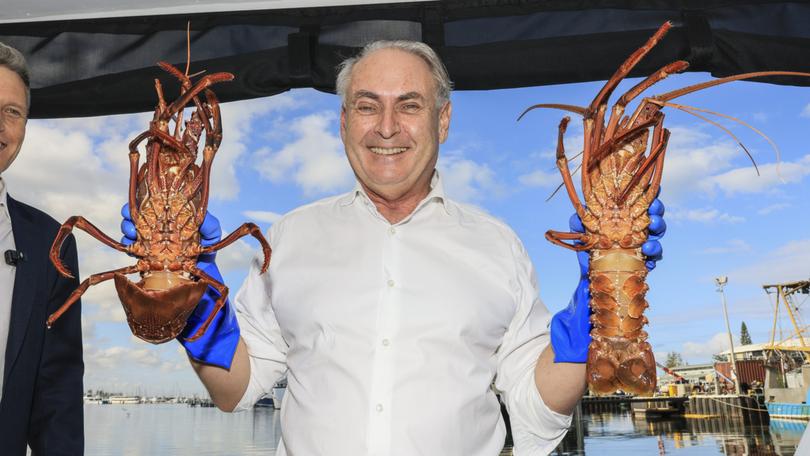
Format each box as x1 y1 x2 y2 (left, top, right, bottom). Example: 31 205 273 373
521 21 810 395
47 61 271 344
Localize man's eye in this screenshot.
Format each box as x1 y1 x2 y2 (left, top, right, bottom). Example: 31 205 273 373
356 104 377 114
400 103 421 112
4 106 24 119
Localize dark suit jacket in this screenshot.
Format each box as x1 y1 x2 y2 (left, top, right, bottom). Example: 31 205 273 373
1 195 83 455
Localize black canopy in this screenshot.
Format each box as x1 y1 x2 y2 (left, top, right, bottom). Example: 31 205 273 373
2 0 809 118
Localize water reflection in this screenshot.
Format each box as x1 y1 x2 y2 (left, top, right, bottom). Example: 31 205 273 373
85 404 282 456
85 404 805 455
554 411 806 455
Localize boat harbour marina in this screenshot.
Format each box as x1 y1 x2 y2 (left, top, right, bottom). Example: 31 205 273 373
78 389 806 455
83 393 218 407
77 394 806 455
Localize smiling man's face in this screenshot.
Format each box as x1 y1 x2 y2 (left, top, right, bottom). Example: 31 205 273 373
0 65 27 175
340 47 451 205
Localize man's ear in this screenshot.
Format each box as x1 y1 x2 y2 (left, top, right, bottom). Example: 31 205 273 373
438 101 452 144
339 105 347 142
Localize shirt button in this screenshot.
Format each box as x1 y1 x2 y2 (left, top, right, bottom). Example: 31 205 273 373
382 339 390 347
388 227 396 235
376 404 384 412
387 279 395 288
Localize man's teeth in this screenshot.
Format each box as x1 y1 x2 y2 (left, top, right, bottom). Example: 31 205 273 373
370 147 406 155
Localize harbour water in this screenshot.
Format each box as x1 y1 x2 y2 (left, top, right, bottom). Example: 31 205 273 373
83 404 807 455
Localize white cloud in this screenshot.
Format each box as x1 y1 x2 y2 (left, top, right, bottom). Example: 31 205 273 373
213 238 261 276
728 239 810 285
704 154 810 195
243 210 283 225
751 112 768 123
700 239 752 255
683 333 732 359
801 103 810 118
252 111 354 195
518 168 561 188
85 346 161 370
757 202 791 215
659 126 740 200
667 207 745 224
213 95 297 200
517 123 583 190
438 152 502 203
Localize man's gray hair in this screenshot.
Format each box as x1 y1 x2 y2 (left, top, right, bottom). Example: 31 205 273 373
336 40 452 109
0 41 30 107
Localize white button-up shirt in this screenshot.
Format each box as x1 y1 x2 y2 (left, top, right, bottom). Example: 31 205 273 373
234 173 571 455
0 177 17 400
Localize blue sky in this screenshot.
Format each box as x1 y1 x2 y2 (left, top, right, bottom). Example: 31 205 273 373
6 71 810 396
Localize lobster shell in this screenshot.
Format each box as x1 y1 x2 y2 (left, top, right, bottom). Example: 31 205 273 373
114 274 208 344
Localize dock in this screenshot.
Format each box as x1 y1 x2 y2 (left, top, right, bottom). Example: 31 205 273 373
629 396 687 418
582 394 769 425
687 395 769 425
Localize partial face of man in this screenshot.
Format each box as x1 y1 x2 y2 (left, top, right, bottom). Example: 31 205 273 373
0 66 27 175
340 48 451 204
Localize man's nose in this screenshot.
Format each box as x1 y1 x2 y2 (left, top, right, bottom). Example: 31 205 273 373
375 106 400 138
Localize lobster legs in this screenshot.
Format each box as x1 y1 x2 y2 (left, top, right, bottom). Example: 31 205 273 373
46 265 142 328
181 222 273 341
50 216 132 277
182 263 229 342
198 222 272 273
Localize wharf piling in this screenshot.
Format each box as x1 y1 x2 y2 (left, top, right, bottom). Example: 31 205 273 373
582 394 769 425
630 396 687 418
581 395 628 414
686 395 769 425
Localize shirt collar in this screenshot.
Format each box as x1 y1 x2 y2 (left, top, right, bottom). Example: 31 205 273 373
0 177 10 224
339 169 450 215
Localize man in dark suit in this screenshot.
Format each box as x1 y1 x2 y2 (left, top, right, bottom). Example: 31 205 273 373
0 41 84 455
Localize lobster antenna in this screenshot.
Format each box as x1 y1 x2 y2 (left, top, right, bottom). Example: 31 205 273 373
181 24 207 79
546 161 582 202
548 149 583 172
185 21 191 77
656 100 785 179
517 103 586 121
652 100 765 176
657 71 810 103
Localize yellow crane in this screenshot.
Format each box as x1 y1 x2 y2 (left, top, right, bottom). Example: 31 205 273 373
763 280 810 361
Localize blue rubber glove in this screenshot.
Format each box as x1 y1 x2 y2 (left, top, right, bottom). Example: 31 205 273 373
120 204 240 369
550 198 666 363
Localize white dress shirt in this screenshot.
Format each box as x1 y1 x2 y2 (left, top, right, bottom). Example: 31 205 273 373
234 172 571 455
0 177 17 400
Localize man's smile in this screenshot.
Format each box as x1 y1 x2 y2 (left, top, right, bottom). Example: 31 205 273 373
369 146 408 156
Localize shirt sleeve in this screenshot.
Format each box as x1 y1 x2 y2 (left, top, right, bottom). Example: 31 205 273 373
232 226 289 412
494 236 572 455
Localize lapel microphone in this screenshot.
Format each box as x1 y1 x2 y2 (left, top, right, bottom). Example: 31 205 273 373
4 249 24 266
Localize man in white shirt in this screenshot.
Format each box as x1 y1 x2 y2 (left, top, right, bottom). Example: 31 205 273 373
200 40 583 455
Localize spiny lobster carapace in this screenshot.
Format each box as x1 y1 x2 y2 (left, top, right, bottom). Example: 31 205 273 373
521 21 810 395
47 61 271 344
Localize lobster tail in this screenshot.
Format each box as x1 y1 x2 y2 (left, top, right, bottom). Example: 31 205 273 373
587 250 656 395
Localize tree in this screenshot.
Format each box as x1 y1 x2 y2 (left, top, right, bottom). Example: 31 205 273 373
740 321 753 345
665 351 684 368
712 354 729 363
